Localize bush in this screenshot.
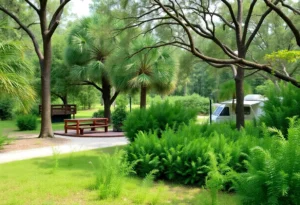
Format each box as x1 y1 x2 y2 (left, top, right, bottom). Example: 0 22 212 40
149 94 210 114
112 105 127 132
0 97 14 120
126 122 270 186
173 94 210 114
92 110 104 118
260 82 300 136
233 118 300 205
16 115 37 131
123 101 198 142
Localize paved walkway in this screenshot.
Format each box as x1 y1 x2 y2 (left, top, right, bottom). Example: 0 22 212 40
0 135 128 164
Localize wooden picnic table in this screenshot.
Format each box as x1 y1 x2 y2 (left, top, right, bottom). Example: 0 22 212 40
64 118 108 135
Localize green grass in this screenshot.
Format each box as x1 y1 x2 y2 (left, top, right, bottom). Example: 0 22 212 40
0 146 239 205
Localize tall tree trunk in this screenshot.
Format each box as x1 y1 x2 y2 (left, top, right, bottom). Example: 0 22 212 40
140 86 147 108
102 76 111 121
0 1 72 138
235 0 245 130
235 66 245 130
39 40 54 138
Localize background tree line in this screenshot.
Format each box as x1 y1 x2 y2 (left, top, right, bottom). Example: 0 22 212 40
0 0 299 137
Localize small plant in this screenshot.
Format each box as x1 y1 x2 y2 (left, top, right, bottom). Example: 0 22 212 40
92 150 134 200
16 115 37 131
0 135 13 149
111 105 127 132
205 152 230 205
51 147 61 173
92 109 104 118
132 170 160 204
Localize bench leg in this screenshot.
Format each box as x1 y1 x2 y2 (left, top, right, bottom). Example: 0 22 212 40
80 128 84 135
105 126 108 132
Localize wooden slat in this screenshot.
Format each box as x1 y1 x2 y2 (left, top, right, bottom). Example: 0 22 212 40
39 104 77 116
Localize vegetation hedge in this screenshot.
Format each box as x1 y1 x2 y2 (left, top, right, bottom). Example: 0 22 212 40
149 94 209 114
123 101 198 142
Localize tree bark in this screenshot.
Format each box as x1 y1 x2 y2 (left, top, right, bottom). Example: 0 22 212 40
234 0 245 130
140 85 147 108
101 76 112 121
62 95 68 105
235 66 245 130
39 39 54 138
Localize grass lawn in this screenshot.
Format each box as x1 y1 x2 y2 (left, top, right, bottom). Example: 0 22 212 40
0 146 239 205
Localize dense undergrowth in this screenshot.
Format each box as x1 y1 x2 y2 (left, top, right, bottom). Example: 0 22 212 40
125 119 300 204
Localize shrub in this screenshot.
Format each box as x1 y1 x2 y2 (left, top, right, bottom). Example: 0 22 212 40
112 105 127 132
126 122 268 186
16 115 37 131
173 94 209 114
149 94 210 114
260 82 300 136
123 101 198 142
92 110 104 118
233 118 300 205
0 97 14 120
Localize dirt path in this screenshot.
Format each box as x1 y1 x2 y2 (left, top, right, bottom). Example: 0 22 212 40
0 134 70 153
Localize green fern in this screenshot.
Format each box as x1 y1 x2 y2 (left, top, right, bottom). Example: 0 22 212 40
233 119 300 205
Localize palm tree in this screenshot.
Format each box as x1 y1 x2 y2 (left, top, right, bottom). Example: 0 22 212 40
65 15 122 120
107 36 178 108
0 41 35 112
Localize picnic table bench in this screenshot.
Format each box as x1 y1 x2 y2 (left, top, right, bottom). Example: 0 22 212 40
64 118 109 135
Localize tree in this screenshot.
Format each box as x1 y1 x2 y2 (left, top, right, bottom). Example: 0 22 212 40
123 0 300 129
0 41 35 111
107 36 178 108
263 0 300 47
0 0 72 138
65 15 120 120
